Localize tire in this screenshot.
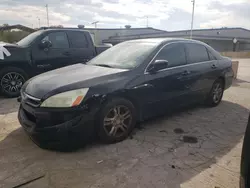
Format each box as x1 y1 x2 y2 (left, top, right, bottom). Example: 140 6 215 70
98 98 136 144
0 67 28 98
206 78 224 107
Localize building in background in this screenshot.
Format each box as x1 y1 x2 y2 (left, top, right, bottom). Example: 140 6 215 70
102 27 250 52
1 24 250 52
83 27 166 45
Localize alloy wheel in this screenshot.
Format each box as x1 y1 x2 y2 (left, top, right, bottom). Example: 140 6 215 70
103 105 132 137
0 72 25 94
212 82 223 103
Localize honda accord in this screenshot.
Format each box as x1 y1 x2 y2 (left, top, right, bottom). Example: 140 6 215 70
18 38 234 148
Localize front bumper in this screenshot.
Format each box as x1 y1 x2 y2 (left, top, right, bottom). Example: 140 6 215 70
18 102 97 148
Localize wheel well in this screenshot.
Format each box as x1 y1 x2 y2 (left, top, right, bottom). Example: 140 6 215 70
218 76 225 88
0 66 29 78
0 65 31 78
103 94 141 121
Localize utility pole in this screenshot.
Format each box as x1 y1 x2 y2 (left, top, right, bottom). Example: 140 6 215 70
146 16 148 27
91 21 99 44
91 21 99 28
45 4 49 27
190 0 195 39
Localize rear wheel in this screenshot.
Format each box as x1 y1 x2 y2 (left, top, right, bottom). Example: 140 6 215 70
206 78 224 107
0 67 28 97
98 98 136 143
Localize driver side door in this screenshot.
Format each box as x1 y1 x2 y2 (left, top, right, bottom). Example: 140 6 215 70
33 31 71 74
141 42 191 117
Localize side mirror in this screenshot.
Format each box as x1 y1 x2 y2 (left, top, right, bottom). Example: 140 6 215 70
147 59 169 73
39 40 52 50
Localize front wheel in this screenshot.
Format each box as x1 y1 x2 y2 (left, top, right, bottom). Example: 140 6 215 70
0 67 28 98
98 98 136 143
206 78 224 107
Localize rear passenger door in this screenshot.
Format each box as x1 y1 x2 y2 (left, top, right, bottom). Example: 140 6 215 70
185 43 214 100
66 31 95 64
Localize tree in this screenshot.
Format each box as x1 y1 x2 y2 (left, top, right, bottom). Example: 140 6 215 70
0 23 31 43
50 25 64 28
0 30 30 43
125 25 131 29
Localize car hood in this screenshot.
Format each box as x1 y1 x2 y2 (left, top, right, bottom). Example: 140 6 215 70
25 64 127 99
0 42 28 62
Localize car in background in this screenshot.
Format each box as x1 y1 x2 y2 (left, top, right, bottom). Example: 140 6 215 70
240 113 250 188
0 29 110 97
18 38 234 149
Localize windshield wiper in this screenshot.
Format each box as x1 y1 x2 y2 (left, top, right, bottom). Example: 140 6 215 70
92 64 114 68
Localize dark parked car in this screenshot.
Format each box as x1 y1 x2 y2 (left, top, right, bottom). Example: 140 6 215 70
240 113 250 188
0 29 110 97
18 38 234 148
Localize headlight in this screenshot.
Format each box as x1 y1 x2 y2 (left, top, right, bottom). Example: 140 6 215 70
40 88 89 108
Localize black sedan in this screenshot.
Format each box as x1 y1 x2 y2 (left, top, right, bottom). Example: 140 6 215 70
18 38 234 148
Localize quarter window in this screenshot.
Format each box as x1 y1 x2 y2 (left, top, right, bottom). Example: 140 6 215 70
42 32 69 49
155 43 187 68
207 49 217 60
186 43 209 64
67 31 88 48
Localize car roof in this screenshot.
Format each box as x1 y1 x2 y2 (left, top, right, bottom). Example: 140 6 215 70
125 37 206 46
39 28 90 33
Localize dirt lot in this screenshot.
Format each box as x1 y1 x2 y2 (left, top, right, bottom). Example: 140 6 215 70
0 59 250 188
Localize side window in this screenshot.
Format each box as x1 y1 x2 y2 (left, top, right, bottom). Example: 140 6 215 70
207 49 217 60
67 31 88 48
186 43 209 64
43 32 69 49
155 43 186 68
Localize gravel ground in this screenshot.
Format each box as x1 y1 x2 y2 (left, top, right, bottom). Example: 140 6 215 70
0 59 249 188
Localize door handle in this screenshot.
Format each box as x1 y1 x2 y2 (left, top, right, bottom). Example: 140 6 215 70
177 70 191 80
62 52 71 56
211 64 217 69
181 70 191 76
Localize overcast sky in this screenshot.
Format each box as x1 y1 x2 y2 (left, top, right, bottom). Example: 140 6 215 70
0 0 249 31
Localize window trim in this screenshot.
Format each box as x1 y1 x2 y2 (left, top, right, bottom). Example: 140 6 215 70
144 41 214 74
47 31 70 49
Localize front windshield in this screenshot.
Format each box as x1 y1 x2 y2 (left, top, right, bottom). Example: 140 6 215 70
17 30 44 46
87 41 157 69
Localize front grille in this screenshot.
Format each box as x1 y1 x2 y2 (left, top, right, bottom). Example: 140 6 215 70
22 92 41 107
37 111 80 128
23 108 36 123
26 98 41 107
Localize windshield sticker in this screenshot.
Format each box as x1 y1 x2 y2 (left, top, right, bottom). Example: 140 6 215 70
0 43 11 60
